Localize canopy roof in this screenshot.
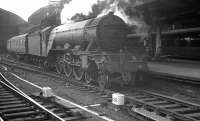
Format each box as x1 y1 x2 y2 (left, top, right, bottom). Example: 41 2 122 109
135 0 200 23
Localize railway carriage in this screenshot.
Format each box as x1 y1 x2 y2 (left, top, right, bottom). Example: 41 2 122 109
7 34 27 59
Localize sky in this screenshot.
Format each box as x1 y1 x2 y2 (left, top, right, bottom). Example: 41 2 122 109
0 0 49 21
0 0 100 22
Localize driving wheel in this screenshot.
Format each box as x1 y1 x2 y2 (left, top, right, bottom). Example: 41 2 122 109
63 55 72 77
73 65 84 81
55 61 63 74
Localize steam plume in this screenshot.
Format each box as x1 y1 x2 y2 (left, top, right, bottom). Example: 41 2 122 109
61 0 101 23
67 0 149 37
98 0 149 36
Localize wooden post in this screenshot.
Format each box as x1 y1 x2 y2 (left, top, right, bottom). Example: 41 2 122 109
155 26 162 57
147 26 153 58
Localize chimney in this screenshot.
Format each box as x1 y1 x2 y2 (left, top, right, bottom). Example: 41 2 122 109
108 11 114 15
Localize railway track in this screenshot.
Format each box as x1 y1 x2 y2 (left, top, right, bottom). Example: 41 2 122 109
0 72 83 121
2 57 200 121
65 80 200 121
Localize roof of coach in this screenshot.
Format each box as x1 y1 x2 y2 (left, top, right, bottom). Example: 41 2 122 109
9 34 27 41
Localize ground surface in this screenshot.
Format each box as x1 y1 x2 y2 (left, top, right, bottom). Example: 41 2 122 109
3 67 137 121
138 75 200 105
146 61 200 104
2 62 200 121
148 61 200 79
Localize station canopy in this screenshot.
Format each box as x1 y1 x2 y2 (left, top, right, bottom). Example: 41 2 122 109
135 0 200 24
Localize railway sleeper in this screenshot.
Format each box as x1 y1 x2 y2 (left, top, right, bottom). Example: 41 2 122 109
0 103 29 110
157 104 180 108
0 100 25 105
135 96 155 100
0 97 20 102
178 109 200 114
0 90 11 93
4 110 45 119
0 107 35 114
9 116 49 121
140 97 159 101
0 95 16 99
0 92 12 96
143 98 164 102
185 112 200 118
167 107 191 112
0 88 8 91
153 102 175 106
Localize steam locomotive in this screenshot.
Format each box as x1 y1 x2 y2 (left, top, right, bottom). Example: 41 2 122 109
7 13 148 88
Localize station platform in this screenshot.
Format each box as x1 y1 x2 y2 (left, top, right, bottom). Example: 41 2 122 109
148 61 200 81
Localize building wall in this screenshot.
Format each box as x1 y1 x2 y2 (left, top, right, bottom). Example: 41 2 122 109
0 25 18 53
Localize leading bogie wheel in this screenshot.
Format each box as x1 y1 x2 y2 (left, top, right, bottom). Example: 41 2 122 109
55 56 63 74
85 61 98 84
121 72 132 86
98 72 110 89
85 71 97 84
63 54 72 77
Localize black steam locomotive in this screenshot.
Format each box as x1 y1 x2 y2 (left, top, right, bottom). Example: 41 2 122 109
7 13 148 88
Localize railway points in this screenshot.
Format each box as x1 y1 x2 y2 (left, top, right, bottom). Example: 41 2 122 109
9 73 116 121
2 59 200 121
0 64 119 121
0 72 84 121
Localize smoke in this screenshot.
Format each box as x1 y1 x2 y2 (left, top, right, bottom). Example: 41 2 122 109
98 0 149 36
60 0 149 38
61 0 101 23
98 0 141 24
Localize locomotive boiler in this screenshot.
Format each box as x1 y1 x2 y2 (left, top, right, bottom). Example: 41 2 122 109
7 13 148 88
50 12 126 51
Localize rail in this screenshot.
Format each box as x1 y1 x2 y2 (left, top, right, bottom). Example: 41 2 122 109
2 57 200 121
0 73 82 121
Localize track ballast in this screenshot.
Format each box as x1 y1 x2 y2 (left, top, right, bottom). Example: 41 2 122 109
2 57 200 121
0 73 83 121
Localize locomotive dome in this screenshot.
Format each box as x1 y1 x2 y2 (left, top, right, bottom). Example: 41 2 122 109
50 12 127 51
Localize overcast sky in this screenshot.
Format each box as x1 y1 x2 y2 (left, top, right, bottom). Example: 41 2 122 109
0 0 100 22
0 0 48 21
